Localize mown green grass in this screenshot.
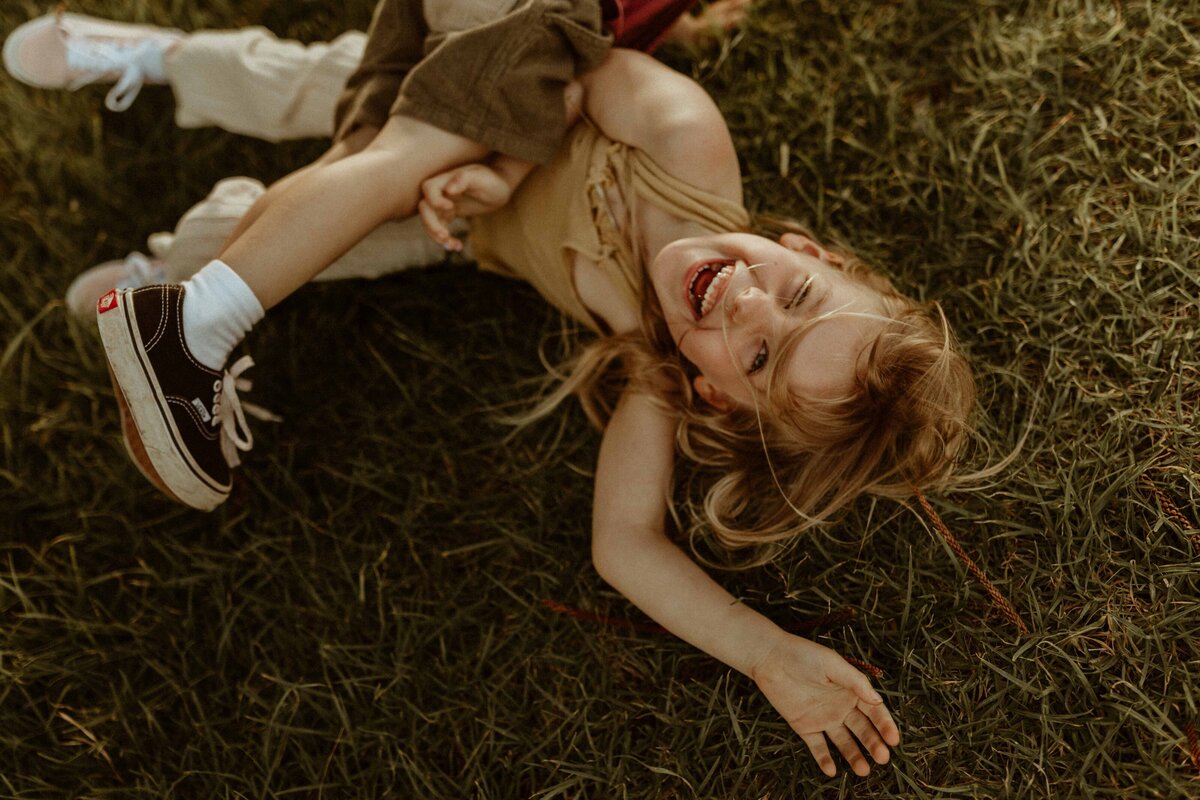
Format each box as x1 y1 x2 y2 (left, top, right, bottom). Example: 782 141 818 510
1 0 1197 797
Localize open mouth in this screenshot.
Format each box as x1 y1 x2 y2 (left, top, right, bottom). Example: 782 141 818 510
686 259 743 319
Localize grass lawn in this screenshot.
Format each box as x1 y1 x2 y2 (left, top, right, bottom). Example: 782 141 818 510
1 0 1197 796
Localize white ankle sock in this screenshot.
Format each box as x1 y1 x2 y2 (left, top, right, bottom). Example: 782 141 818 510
180 260 264 370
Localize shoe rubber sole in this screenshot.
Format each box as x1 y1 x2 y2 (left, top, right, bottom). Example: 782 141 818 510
107 362 183 504
97 290 227 511
1 15 56 88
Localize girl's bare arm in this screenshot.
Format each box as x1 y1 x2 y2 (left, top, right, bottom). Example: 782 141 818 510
592 391 900 777
591 391 781 674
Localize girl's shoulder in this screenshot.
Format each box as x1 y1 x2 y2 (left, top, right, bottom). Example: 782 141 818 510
579 50 742 205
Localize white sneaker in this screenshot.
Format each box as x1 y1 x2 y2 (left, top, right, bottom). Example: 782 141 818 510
66 252 167 320
3 12 182 111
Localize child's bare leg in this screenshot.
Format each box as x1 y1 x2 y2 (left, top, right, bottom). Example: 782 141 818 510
217 115 488 310
95 114 490 510
218 125 380 252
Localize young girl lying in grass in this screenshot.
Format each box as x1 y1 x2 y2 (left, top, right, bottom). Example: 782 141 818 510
5 1 972 778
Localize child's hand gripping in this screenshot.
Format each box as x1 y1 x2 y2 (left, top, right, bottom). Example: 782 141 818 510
751 633 900 777
418 163 514 252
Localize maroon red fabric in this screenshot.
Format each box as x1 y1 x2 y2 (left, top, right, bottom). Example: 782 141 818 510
602 0 696 53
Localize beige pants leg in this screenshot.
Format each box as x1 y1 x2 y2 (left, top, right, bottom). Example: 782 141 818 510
169 27 366 140
153 27 457 283
151 177 454 283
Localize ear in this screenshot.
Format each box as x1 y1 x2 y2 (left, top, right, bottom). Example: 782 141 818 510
692 375 735 412
779 232 844 266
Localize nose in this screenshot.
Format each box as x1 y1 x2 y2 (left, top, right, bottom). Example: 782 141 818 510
730 285 772 325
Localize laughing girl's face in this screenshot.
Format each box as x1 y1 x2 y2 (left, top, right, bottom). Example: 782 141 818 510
649 232 886 410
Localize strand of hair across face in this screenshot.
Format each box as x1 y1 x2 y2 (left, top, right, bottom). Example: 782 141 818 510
726 263 816 526
913 488 1029 636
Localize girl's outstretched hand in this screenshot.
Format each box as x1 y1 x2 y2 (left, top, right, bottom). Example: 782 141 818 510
418 164 513 251
750 633 900 777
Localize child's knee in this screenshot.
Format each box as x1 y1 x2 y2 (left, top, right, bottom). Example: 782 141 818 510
318 124 380 165
366 114 435 151
363 115 491 175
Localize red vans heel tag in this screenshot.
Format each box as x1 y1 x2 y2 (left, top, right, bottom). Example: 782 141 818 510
98 290 118 314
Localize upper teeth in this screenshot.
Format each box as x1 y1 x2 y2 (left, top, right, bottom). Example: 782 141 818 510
699 262 741 316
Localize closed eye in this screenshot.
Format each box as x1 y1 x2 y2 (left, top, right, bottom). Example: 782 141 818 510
786 276 815 310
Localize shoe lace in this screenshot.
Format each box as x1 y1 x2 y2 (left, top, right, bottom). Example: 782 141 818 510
213 355 282 468
63 34 161 111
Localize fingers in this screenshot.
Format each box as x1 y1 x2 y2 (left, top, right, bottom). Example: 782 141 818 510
800 733 837 778
828 656 882 705
417 199 446 245
424 165 483 205
443 172 468 200
803 716 897 779
417 199 462 251
861 695 901 747
420 173 456 215
419 170 474 251
845 707 891 765
826 725 871 778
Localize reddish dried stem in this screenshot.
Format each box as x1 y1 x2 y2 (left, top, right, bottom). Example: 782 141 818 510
842 656 884 679
1138 474 1200 554
914 489 1030 636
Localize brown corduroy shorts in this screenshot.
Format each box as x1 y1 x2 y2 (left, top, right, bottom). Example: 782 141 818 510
332 0 611 164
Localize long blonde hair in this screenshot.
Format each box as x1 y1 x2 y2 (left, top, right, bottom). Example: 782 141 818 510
520 228 976 567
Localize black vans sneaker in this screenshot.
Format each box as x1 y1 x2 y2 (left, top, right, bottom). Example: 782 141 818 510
96 284 273 510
